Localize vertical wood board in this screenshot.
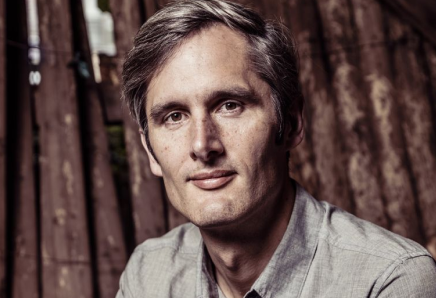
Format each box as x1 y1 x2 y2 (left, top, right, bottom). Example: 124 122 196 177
109 0 167 244
378 0 436 47
315 0 389 227
35 0 93 296
11 64 38 298
287 0 352 211
388 17 436 243
423 42 436 256
0 0 6 296
7 0 39 297
70 1 128 297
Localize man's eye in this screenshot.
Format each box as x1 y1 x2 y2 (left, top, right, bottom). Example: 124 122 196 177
219 101 242 113
224 102 238 110
165 112 184 123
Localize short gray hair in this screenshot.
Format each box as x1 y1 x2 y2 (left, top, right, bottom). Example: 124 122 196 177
122 0 303 158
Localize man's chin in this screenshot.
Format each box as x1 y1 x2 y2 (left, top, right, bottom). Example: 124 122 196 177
189 212 246 231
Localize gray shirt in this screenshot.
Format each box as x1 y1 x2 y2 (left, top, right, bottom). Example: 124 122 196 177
116 184 436 297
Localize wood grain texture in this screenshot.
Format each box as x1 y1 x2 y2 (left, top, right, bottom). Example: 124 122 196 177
378 0 436 47
287 0 352 211
388 16 436 243
109 0 167 244
35 0 93 296
0 0 5 295
11 58 38 298
142 0 159 19
351 0 402 229
423 42 436 256
70 1 128 297
6 1 39 297
123 117 168 243
97 55 122 123
315 0 389 227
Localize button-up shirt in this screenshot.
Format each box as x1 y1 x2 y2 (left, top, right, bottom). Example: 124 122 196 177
116 184 436 297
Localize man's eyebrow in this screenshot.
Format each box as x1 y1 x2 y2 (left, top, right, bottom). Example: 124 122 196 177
149 101 187 124
206 87 261 105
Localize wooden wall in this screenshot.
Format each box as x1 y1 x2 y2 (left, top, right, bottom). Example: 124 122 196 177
0 0 435 297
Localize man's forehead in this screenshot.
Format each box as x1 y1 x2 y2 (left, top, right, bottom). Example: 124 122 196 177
154 25 248 76
146 24 256 109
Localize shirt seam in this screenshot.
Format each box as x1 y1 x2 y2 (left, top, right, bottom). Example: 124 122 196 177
371 254 434 297
135 244 199 255
318 235 428 261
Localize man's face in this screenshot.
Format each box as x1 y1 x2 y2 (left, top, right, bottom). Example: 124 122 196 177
144 25 294 228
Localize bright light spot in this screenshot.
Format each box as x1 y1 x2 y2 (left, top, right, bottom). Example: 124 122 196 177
29 71 41 86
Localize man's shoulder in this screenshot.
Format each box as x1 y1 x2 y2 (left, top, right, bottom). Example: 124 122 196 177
125 222 201 275
135 222 201 255
301 194 436 297
116 223 201 297
318 200 430 261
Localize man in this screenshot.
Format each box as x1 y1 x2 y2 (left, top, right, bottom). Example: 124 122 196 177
117 0 436 297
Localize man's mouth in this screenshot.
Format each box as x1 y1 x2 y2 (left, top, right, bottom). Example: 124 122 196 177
188 170 236 190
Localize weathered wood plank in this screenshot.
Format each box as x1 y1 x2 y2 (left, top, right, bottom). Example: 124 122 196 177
423 42 436 257
98 55 123 123
388 16 436 244
5 0 39 297
286 0 352 211
351 0 406 230
142 0 159 19
35 0 93 296
378 0 436 48
70 1 127 297
316 0 395 230
11 56 38 298
109 0 167 243
0 0 6 295
341 0 425 240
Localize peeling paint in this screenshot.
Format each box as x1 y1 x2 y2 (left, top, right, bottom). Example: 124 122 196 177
325 0 344 39
349 151 386 227
64 113 73 125
366 73 404 188
107 235 116 247
133 211 141 231
353 2 365 29
54 208 67 226
93 167 104 188
62 160 74 195
365 71 418 237
110 69 120 86
311 89 345 207
59 266 69 288
334 62 364 130
42 244 50 266
59 277 66 288
397 53 436 239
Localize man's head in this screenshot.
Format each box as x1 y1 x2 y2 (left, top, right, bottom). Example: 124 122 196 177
122 0 304 159
122 0 304 228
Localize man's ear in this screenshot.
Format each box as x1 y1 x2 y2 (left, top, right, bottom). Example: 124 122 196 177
285 113 304 150
140 132 163 177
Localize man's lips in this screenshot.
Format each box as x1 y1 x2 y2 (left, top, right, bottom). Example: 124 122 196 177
188 170 236 190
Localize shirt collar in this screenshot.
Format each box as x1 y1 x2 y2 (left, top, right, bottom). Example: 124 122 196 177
196 182 324 298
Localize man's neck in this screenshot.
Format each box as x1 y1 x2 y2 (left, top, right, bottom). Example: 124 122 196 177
199 180 296 298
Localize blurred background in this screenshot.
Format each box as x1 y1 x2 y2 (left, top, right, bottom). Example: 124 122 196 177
0 0 435 297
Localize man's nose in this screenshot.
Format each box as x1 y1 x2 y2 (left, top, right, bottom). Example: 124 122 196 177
190 115 224 162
